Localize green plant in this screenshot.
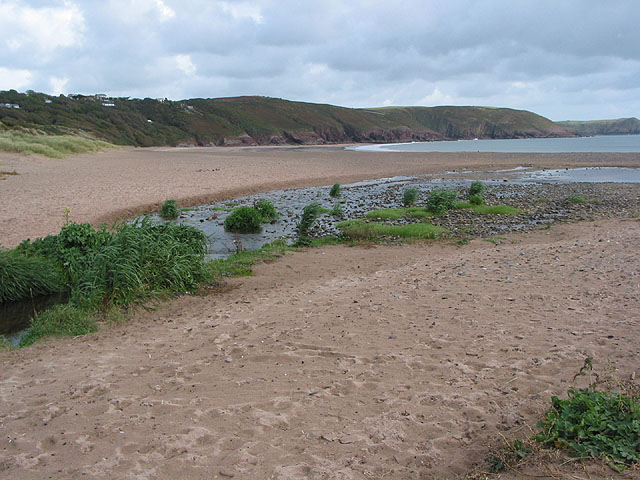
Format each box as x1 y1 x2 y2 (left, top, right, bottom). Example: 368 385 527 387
161 199 179 219
0 249 62 303
469 180 486 197
569 194 588 204
426 189 457 214
296 202 323 236
469 194 484 205
224 206 262 233
534 388 640 471
485 439 532 473
365 208 431 220
254 199 278 223
471 204 521 215
19 304 97 347
13 219 210 345
338 220 448 241
206 240 287 279
0 131 115 158
330 202 344 217
329 183 342 197
402 187 419 207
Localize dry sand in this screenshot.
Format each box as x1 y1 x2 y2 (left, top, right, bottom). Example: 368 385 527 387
1 147 640 479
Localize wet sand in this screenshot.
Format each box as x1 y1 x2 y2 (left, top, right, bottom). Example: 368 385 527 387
1 147 640 479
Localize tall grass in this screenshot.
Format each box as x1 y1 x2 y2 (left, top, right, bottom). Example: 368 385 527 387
12 219 211 345
0 131 115 158
0 250 62 303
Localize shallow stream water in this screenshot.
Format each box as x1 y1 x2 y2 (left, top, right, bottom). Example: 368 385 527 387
145 166 640 258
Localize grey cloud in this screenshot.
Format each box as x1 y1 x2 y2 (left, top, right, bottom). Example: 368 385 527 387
1 0 639 120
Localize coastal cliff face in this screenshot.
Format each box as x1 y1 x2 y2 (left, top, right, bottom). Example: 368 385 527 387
0 91 575 147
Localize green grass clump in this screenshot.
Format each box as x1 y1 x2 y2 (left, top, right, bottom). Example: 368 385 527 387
13 219 210 344
469 180 486 197
534 388 640 471
330 202 344 217
206 240 288 279
0 250 62 303
469 194 484 205
569 194 588 204
296 202 323 236
339 220 448 241
426 189 457 214
19 304 97 347
254 199 278 222
161 199 179 219
224 206 263 233
0 131 115 158
329 183 342 197
365 207 431 220
403 187 419 207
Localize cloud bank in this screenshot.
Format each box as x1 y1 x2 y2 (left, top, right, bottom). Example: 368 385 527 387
1 0 639 120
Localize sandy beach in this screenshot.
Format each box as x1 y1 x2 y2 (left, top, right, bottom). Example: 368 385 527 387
1 146 640 479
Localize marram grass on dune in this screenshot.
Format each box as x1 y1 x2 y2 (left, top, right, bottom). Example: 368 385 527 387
0 131 116 158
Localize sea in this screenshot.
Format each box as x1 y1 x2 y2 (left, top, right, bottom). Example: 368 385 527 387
352 134 640 153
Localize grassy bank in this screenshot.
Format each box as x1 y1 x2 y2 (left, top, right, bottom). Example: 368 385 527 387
0 131 116 158
3 219 210 346
1 220 293 347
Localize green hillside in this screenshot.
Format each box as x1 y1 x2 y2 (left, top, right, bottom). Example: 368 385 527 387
557 118 640 136
0 90 574 147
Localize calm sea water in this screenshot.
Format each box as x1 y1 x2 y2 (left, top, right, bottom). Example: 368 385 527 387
353 134 640 153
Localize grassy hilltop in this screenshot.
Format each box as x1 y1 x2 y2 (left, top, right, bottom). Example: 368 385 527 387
1 90 573 147
557 117 640 136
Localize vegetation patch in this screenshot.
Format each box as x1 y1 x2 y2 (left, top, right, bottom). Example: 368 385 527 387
534 387 640 471
253 199 278 223
296 202 324 236
329 183 342 197
206 240 287 279
569 194 588 204
330 202 344 217
338 219 448 241
11 219 210 346
365 207 431 220
0 131 115 158
402 187 419 207
0 250 62 303
161 199 179 219
426 188 457 214
224 206 263 233
20 304 98 346
469 194 484 205
468 180 486 197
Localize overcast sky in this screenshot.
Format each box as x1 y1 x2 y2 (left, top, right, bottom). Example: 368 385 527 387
1 1 639 121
